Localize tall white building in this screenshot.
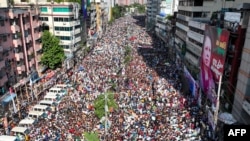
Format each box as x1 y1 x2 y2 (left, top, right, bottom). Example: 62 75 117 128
155 0 177 43
38 2 82 58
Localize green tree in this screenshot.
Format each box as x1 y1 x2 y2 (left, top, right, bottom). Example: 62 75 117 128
93 92 118 119
41 31 65 69
112 5 125 19
84 132 99 141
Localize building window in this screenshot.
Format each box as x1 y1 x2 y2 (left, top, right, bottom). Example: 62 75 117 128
61 45 70 49
24 30 28 37
39 17 48 21
53 7 72 12
75 25 81 29
3 35 7 42
63 18 69 22
41 7 48 12
54 17 74 22
56 36 72 40
55 26 73 31
0 21 4 26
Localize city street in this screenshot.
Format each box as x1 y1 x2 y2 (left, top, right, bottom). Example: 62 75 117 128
5 15 211 141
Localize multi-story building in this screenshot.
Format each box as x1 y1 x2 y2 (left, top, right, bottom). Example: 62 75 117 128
155 0 177 44
0 3 42 93
87 2 97 37
37 1 81 58
174 0 250 133
95 0 108 38
146 0 161 31
174 0 250 78
232 8 250 124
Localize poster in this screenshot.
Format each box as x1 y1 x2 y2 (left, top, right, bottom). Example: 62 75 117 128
200 25 229 104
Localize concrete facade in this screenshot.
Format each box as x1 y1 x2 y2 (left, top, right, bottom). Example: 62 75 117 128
0 7 42 93
232 16 250 124
36 2 81 58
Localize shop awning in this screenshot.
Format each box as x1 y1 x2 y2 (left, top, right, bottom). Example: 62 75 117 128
1 93 17 104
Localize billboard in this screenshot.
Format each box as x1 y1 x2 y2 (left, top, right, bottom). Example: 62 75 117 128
200 25 230 104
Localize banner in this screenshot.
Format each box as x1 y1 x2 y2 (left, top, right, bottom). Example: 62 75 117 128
82 0 87 19
184 66 197 97
200 25 229 104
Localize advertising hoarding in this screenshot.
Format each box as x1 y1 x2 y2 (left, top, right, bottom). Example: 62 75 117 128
200 25 229 104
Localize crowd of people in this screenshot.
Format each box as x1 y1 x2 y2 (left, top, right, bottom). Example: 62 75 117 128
3 15 215 141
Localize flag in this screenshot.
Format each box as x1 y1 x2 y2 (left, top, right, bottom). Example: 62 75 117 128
82 0 87 19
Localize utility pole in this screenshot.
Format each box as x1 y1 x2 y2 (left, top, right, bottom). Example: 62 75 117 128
104 91 107 140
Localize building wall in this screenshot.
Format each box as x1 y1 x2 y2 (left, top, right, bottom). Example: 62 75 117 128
0 7 42 91
232 17 250 124
146 0 161 30
0 0 8 8
38 2 81 57
176 0 250 71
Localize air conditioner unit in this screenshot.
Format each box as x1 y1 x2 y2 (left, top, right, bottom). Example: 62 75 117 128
63 23 66 25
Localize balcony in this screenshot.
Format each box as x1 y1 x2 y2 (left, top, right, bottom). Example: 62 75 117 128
29 59 35 66
177 14 190 22
75 28 81 34
26 35 32 43
13 38 22 47
156 15 165 22
11 25 20 33
178 6 211 12
33 33 41 40
36 54 42 61
175 30 187 41
187 30 204 43
24 22 31 29
186 40 202 57
188 20 206 30
156 23 166 30
75 36 81 43
176 22 189 32
185 52 199 66
74 20 80 26
15 53 24 61
35 44 42 52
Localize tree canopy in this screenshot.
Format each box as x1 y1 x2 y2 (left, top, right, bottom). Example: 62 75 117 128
84 132 99 141
41 30 65 69
93 92 118 119
112 5 123 19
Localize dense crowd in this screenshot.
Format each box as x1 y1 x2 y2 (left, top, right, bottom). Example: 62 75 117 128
3 15 214 141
